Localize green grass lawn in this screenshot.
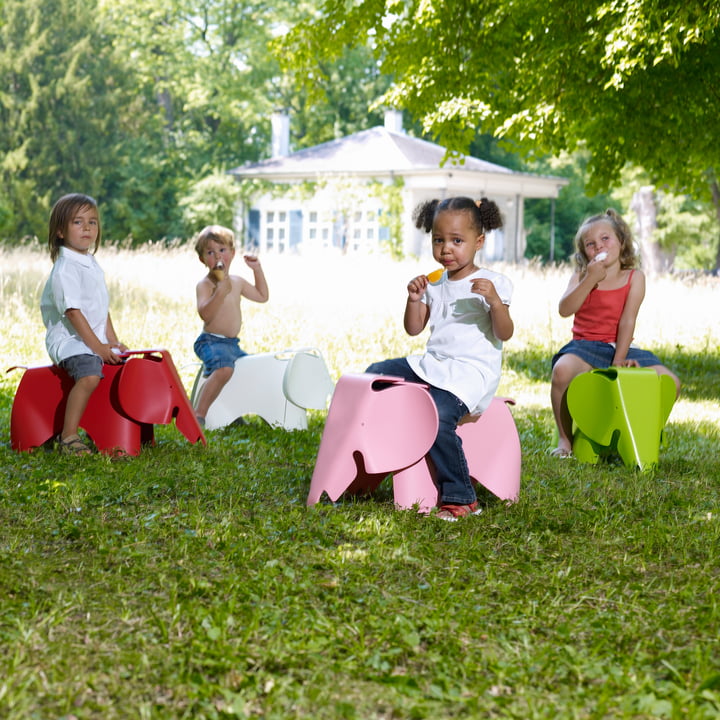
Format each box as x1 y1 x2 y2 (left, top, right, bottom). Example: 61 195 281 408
1 245 719 718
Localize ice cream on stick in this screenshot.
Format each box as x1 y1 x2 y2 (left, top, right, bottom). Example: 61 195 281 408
595 252 608 262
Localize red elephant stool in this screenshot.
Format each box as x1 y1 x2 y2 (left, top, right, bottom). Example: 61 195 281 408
307 373 521 513
8 349 206 456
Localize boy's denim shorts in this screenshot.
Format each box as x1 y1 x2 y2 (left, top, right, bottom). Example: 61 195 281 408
194 332 247 377
59 353 104 380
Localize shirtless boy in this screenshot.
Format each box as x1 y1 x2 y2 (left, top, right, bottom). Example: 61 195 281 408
193 225 269 426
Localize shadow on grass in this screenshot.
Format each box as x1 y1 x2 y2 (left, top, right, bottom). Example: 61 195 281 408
505 344 720 402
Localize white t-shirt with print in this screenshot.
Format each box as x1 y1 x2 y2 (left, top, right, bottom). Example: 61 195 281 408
407 268 513 414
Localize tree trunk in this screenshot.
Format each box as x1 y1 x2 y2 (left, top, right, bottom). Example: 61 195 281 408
629 186 674 275
711 179 720 274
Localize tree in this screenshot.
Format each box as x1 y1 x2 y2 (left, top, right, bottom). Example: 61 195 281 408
280 0 720 269
100 0 280 171
0 0 178 241
100 0 394 237
0 0 137 237
274 44 393 150
524 152 618 263
2 0 392 242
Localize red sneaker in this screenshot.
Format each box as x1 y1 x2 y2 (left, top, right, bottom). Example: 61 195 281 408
435 502 482 521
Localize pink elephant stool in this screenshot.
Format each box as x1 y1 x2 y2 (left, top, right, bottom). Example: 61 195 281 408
307 373 521 513
8 349 206 456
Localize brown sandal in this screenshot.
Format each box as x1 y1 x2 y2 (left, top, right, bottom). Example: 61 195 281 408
57 434 92 456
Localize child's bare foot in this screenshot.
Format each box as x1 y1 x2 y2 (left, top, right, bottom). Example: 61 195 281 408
549 446 573 458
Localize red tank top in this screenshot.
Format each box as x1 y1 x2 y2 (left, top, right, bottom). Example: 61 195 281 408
572 270 634 343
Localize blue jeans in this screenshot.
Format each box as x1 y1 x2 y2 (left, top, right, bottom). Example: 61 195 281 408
365 358 474 505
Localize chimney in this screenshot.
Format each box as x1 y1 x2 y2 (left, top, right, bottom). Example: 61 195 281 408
271 110 290 158
383 108 404 134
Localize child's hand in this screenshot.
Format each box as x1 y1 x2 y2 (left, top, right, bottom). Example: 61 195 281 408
613 358 640 368
244 254 261 270
214 274 232 296
587 256 608 282
99 344 123 364
407 275 428 302
470 278 501 306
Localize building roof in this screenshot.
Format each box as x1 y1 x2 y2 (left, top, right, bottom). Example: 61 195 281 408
231 127 515 176
229 126 567 199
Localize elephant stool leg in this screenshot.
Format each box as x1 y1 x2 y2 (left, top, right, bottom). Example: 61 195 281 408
456 397 522 503
9 365 73 451
81 363 144 455
392 458 438 512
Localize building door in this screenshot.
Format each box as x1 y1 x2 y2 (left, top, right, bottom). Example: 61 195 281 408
290 210 302 252
247 209 260 252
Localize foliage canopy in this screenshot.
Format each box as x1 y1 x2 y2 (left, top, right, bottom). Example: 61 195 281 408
282 0 720 200
0 0 391 242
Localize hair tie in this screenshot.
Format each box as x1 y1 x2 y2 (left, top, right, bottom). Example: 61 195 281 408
476 200 483 208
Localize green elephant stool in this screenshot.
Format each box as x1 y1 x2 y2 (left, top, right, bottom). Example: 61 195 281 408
567 367 676 471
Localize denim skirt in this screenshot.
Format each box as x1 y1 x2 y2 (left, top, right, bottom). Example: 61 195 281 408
551 339 663 369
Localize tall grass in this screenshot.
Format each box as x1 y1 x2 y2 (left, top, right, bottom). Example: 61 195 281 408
1 242 719 719
3 242 717 421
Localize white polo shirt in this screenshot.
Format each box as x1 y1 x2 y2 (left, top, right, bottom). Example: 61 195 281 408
40 246 110 364
407 268 513 414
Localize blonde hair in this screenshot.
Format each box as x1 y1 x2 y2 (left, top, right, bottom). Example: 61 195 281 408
194 225 235 258
573 208 639 274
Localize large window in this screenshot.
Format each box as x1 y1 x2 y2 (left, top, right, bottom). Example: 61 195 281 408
255 194 386 254
345 207 382 252
265 211 288 253
304 209 335 251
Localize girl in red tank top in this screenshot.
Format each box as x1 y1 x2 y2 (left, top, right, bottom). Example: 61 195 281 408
549 209 680 458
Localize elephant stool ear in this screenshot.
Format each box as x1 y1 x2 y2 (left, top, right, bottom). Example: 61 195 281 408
282 348 335 410
567 370 617 447
118 356 175 425
118 352 206 446
361 378 438 473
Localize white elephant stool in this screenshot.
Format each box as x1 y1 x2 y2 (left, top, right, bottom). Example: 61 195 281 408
567 366 676 471
307 373 521 513
191 347 334 431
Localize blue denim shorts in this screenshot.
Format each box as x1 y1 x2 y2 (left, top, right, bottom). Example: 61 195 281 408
59 353 104 380
552 339 663 369
194 332 247 377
